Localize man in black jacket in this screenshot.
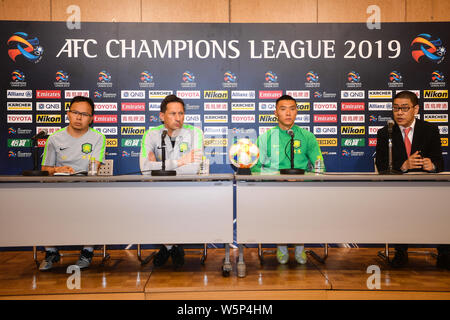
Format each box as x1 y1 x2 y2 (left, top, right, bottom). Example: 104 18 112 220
376 90 449 269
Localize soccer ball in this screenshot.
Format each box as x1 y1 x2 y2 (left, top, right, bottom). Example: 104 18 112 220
228 138 259 169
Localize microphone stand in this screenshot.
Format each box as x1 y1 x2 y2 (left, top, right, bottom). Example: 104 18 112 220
151 130 176 176
380 125 401 175
22 134 49 176
280 130 305 175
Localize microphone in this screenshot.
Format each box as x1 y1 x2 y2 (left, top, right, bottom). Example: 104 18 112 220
280 128 304 175
387 120 394 136
161 129 168 140
287 129 294 138
31 130 48 140
151 128 176 176
380 119 400 175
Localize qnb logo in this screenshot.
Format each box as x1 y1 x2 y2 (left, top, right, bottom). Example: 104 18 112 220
306 71 319 83
389 71 402 83
7 32 43 63
265 71 277 83
411 33 446 64
224 71 237 83
347 71 361 83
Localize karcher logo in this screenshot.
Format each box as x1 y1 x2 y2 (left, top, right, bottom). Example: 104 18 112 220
317 138 338 147
204 90 228 99
36 114 61 123
341 126 365 135
259 114 278 123
121 126 145 135
423 90 448 99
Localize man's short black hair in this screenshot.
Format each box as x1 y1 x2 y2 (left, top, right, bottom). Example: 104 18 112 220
276 94 297 106
69 96 95 115
160 94 185 113
394 90 419 107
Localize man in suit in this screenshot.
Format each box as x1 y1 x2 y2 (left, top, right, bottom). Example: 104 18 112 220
376 90 449 269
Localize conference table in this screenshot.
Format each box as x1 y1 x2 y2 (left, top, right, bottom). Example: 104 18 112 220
0 174 234 273
235 172 450 277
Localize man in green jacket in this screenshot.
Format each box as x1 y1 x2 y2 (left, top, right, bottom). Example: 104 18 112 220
251 94 325 265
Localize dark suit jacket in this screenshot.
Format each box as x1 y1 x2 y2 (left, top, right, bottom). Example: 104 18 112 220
375 119 444 173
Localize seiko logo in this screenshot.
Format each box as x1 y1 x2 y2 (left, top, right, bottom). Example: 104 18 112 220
317 138 338 147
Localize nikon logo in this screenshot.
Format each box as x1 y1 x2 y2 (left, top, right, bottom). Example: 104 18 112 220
36 114 61 123
297 103 310 111
204 90 228 99
341 126 365 135
423 90 448 99
259 114 278 123
120 126 145 135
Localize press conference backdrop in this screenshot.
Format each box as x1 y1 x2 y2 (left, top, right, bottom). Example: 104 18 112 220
1 21 448 175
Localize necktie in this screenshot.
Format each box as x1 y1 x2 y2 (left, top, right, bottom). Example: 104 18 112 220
404 127 412 157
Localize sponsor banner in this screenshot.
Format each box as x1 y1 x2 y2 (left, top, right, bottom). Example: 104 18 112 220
204 102 228 111
341 138 365 147
395 90 420 98
37 139 47 147
231 102 255 111
36 127 61 135
369 115 392 123
286 90 310 99
442 138 449 147
368 138 377 147
313 102 338 111
231 90 256 99
369 126 383 135
121 126 146 135
121 114 146 123
317 138 338 147
121 90 145 99
93 114 118 123
313 114 337 123
106 138 118 147
204 138 228 147
8 127 33 135
341 126 365 135
438 126 448 135
231 114 255 123
424 114 448 122
313 126 337 135
36 90 61 99
297 102 310 111
295 114 310 123
65 90 89 99
7 151 32 158
93 126 118 135
36 114 61 123
341 114 365 123
7 138 32 147
340 90 365 99
342 149 365 157
36 102 61 111
7 90 32 99
423 90 448 99
204 90 228 99
121 102 145 111
423 102 448 111
148 90 173 99
259 102 276 111
368 90 392 99
259 114 278 123
368 102 392 111
204 126 228 135
184 114 201 123
299 126 310 131
259 126 275 135
259 90 282 99
341 102 365 111
148 103 160 111
121 138 141 147
204 114 228 123
176 90 201 99
7 102 33 111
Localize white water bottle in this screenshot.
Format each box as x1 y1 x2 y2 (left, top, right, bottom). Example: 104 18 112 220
88 157 97 176
315 156 324 175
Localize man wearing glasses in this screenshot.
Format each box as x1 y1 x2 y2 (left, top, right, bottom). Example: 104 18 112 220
375 90 448 269
39 96 106 271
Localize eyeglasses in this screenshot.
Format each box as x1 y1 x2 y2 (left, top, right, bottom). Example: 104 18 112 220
69 110 92 118
392 104 414 113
